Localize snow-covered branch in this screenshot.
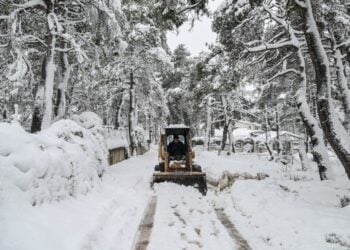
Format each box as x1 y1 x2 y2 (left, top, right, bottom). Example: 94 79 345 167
245 51 270 67
267 31 286 44
337 39 350 49
55 47 74 52
294 0 306 8
268 69 301 82
13 0 46 9
245 40 294 52
176 0 204 14
22 35 47 47
266 52 294 73
264 50 280 64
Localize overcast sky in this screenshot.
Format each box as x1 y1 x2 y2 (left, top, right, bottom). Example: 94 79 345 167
166 0 224 56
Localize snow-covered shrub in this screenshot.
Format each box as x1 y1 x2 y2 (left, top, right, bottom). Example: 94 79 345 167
133 125 148 147
103 127 129 150
325 233 350 249
72 111 109 161
0 113 108 205
340 196 350 208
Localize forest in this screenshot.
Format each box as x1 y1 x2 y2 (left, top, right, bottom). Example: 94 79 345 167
1 1 350 249
1 0 350 179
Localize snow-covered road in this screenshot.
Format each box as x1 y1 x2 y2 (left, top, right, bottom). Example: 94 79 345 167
147 183 238 250
2 147 350 250
1 148 245 250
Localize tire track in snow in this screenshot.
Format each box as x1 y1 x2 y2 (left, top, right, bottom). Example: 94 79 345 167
133 196 157 250
148 183 237 250
79 152 155 250
208 184 252 250
214 208 252 250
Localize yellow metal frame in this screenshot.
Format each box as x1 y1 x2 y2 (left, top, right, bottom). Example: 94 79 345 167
158 132 195 173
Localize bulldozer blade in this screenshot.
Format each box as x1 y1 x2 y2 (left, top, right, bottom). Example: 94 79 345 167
152 172 207 195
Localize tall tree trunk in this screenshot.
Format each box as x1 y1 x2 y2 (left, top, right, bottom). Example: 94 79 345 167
220 95 230 152
290 21 331 180
205 98 212 151
2 108 7 120
227 123 233 154
297 82 330 180
31 58 46 133
258 3 331 178
54 5 69 121
298 140 309 171
332 41 350 132
128 71 135 156
275 110 281 155
54 42 70 120
148 112 152 143
264 110 274 160
221 120 230 151
114 93 124 129
31 2 56 132
297 0 350 179
66 77 76 116
41 14 56 130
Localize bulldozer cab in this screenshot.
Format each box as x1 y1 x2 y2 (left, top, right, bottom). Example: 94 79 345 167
153 125 207 195
165 134 186 147
165 126 189 142
160 126 192 170
164 127 190 157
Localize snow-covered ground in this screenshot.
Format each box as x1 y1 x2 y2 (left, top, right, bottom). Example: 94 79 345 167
1 141 350 250
196 149 350 250
149 183 237 250
1 151 154 250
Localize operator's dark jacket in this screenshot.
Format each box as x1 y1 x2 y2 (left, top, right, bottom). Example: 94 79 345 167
167 141 186 156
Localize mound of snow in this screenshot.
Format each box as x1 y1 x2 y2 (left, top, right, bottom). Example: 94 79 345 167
0 112 108 205
72 111 108 157
104 127 129 150
227 179 350 249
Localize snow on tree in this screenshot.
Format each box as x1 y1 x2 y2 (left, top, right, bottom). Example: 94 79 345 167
293 0 350 179
211 0 350 180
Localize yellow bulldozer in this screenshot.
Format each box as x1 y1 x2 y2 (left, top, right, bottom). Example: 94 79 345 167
152 125 207 195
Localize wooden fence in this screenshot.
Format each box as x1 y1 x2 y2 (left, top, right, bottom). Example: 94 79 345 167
103 126 150 166
108 144 150 166
109 147 128 165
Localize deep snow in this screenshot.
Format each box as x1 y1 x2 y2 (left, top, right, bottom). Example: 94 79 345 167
196 150 350 250
0 151 154 250
1 142 350 250
0 112 108 206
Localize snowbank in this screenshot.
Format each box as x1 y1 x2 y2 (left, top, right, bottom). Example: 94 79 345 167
0 112 108 205
222 178 350 249
0 147 155 250
195 150 277 181
196 148 350 249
